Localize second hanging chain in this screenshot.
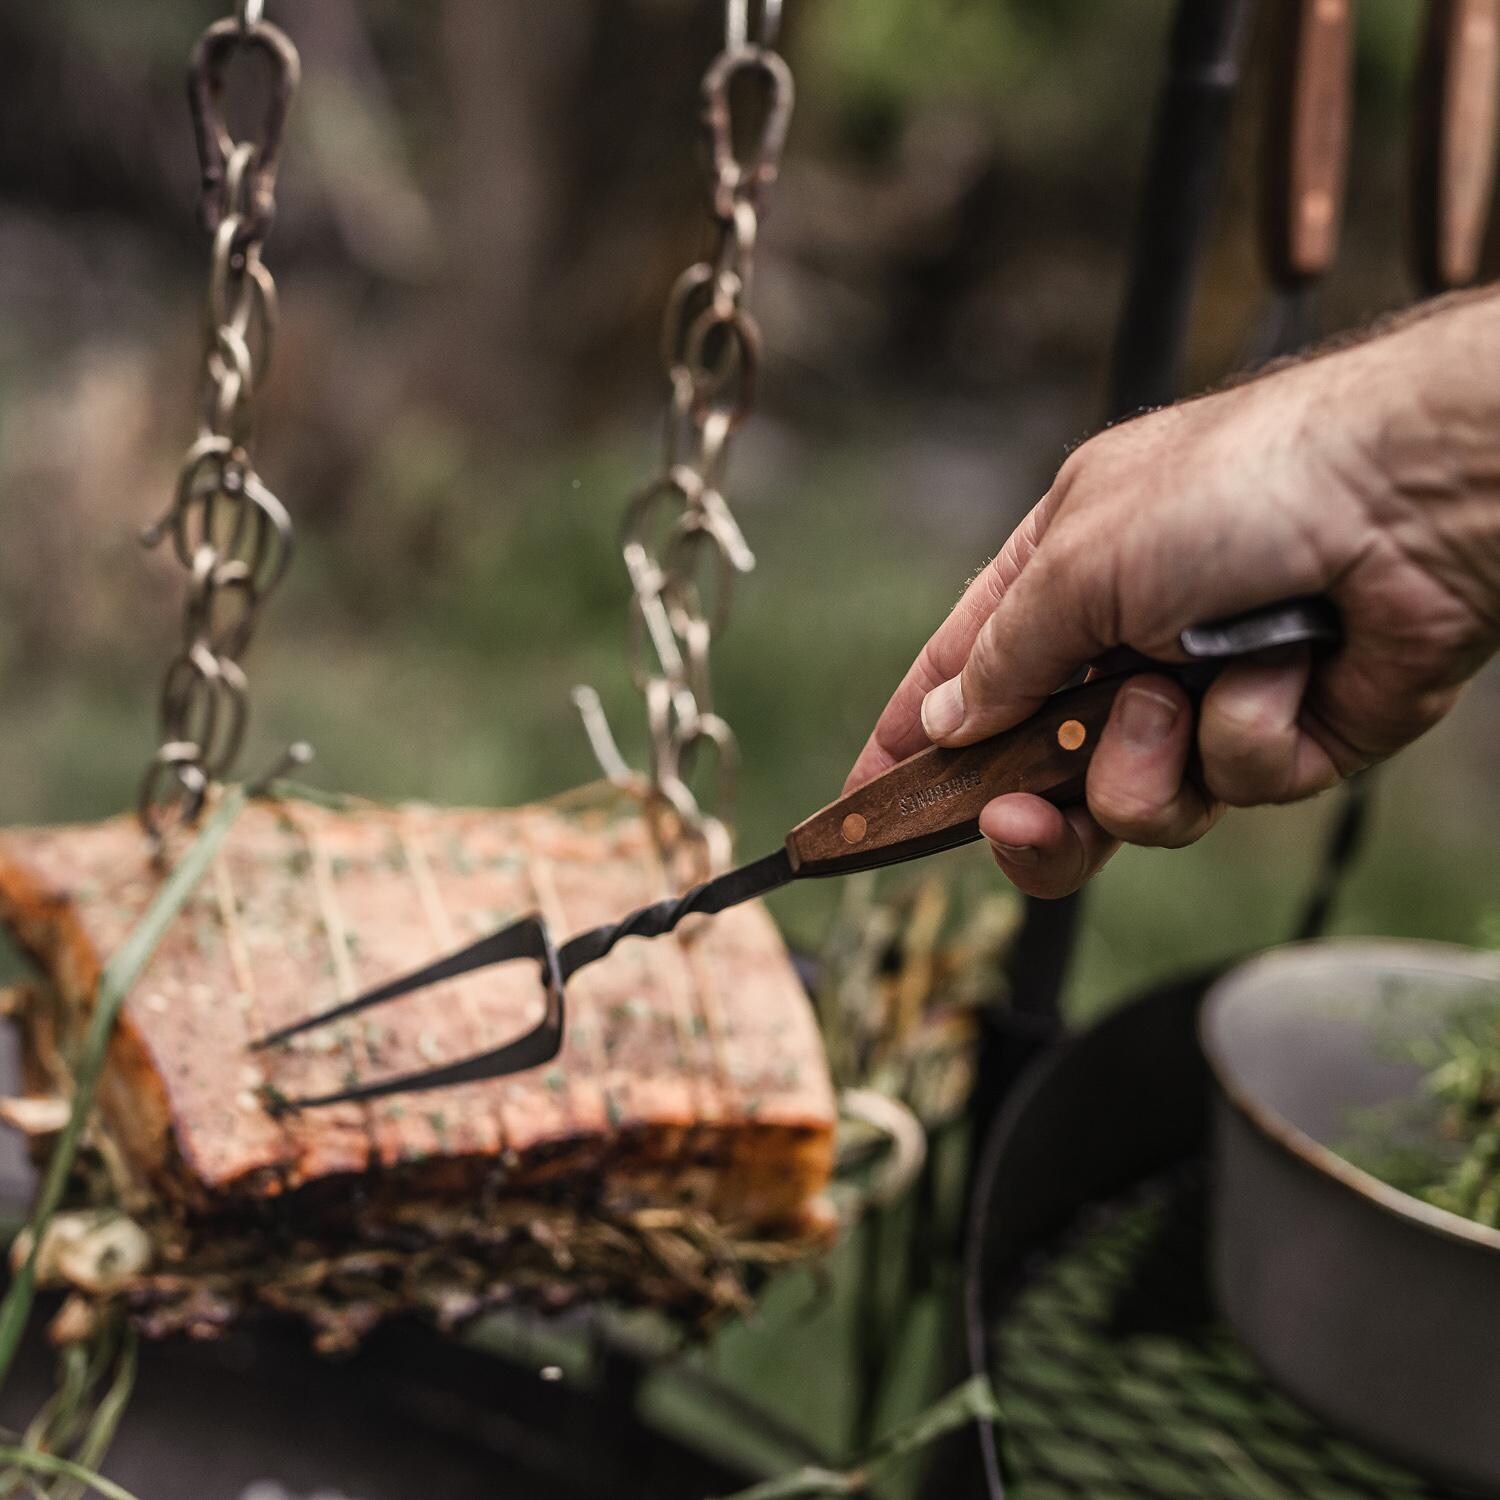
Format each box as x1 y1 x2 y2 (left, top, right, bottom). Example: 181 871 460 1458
577 4 795 884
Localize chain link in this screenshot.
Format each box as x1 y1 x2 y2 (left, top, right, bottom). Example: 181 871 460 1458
138 9 299 845
726 0 783 52
578 14 794 884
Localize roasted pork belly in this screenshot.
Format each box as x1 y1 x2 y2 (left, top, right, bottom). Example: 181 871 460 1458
0 791 836 1345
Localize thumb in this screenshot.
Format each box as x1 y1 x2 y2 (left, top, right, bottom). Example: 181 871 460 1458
920 534 1113 745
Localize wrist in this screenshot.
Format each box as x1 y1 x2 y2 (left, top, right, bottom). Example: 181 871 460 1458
1349 292 1500 634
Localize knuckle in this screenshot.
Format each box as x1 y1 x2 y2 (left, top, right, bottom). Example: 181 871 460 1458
1200 701 1301 806
1091 781 1214 848
1201 736 1293 807
1090 782 1170 843
988 843 1079 900
1206 689 1285 744
964 618 1008 702
1204 766 1273 808
1052 447 1090 500
1088 746 1182 843
1157 801 1220 848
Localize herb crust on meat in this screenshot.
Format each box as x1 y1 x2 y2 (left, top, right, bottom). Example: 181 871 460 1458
0 789 837 1348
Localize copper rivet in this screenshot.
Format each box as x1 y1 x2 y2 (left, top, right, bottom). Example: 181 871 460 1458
841 813 868 843
1057 719 1087 752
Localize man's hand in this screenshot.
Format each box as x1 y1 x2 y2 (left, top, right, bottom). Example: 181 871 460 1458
846 294 1500 898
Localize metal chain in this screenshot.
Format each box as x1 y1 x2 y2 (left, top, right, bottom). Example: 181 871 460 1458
726 0 784 52
577 5 794 884
137 8 300 845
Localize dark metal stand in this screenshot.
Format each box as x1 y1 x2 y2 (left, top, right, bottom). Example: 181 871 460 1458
1105 0 1259 419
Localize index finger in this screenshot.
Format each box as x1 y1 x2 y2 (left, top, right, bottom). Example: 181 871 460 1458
843 492 1060 792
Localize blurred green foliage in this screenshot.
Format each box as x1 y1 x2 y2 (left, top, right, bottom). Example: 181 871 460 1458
804 0 1422 151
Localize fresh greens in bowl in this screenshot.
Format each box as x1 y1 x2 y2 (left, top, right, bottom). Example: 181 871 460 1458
1342 985 1500 1229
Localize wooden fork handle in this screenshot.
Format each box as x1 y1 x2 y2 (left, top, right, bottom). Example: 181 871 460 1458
786 598 1339 878
786 673 1127 877
1413 0 1500 292
1264 0 1357 282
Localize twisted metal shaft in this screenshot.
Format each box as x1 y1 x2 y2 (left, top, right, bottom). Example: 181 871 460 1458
558 848 790 979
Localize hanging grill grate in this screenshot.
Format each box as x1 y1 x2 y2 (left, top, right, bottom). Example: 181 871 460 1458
991 1170 1471 1500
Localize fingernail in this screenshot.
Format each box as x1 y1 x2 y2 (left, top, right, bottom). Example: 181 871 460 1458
922 677 965 739
1119 685 1181 751
992 841 1038 865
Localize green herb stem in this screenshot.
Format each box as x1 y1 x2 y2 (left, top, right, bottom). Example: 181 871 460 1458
0 792 247 1391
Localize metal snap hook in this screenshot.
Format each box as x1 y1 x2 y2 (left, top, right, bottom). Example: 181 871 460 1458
702 47 794 217
187 15 300 238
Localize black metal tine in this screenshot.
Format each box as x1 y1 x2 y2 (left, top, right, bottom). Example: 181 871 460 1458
269 916 566 1109
279 992 565 1108
258 849 797 1107
275 1013 562 1107
251 911 555 1051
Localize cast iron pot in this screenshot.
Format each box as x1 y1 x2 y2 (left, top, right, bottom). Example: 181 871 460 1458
1202 940 1500 1496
